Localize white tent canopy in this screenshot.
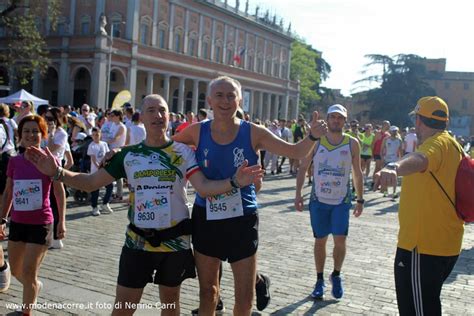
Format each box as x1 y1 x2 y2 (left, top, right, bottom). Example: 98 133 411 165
0 89 48 109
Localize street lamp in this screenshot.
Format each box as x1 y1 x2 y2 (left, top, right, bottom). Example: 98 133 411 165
105 21 125 109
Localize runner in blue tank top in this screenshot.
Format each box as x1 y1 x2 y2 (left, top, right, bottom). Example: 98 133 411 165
173 76 328 315
24 94 264 315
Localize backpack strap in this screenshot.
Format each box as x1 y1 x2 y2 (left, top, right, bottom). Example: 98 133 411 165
0 118 9 151
430 171 455 209
429 135 465 210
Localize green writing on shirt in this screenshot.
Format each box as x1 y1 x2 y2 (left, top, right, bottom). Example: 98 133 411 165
133 169 177 182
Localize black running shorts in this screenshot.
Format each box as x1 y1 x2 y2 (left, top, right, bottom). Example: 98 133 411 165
117 246 196 288
191 204 259 263
8 221 53 246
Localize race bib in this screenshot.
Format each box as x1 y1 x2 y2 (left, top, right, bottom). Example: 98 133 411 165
134 190 171 229
206 188 244 220
316 175 346 200
13 179 43 211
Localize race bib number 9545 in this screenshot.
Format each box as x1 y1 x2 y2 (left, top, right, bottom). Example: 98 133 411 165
206 188 243 221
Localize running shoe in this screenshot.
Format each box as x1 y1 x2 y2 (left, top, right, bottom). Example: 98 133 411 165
91 207 100 216
256 273 271 311
330 274 344 299
0 262 11 293
311 279 325 299
49 239 64 250
101 203 114 214
191 298 225 315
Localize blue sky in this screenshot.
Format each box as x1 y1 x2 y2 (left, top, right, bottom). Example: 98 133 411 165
237 0 474 96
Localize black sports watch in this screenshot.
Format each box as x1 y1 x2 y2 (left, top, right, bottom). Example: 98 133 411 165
356 199 365 205
308 133 320 142
385 163 398 171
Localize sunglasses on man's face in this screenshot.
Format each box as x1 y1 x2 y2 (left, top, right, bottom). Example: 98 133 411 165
45 116 55 122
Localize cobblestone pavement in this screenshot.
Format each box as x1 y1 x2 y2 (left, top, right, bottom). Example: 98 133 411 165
1 169 473 315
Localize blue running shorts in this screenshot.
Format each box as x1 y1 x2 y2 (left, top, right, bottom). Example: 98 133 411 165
309 198 351 238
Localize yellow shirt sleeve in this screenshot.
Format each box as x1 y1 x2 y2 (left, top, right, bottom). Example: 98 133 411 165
417 136 443 173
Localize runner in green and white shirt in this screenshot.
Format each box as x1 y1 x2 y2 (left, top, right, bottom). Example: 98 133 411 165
25 94 263 315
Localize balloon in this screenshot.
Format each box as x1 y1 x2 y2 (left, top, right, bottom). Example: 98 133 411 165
111 90 132 110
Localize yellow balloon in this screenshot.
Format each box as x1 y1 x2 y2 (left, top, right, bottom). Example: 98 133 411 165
111 90 132 110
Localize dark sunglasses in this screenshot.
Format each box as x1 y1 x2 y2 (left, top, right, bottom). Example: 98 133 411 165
45 116 55 122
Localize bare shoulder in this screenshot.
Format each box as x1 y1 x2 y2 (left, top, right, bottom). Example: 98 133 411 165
250 122 269 136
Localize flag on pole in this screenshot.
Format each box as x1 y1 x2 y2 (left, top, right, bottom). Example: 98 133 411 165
233 48 246 66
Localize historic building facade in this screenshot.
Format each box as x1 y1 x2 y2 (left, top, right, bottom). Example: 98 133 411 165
0 0 300 121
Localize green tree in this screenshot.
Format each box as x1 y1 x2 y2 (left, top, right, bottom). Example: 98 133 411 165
358 54 435 126
0 0 60 85
290 38 331 113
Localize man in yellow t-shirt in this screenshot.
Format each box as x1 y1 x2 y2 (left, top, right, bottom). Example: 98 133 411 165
378 96 464 316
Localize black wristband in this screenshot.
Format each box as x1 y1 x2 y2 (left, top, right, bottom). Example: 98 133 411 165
308 134 320 142
230 174 240 189
356 199 365 205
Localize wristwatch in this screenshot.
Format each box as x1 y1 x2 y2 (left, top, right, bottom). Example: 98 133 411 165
385 162 398 171
308 133 320 142
356 199 365 205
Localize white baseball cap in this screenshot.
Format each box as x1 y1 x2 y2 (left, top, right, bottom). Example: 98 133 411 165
327 104 347 118
75 132 87 141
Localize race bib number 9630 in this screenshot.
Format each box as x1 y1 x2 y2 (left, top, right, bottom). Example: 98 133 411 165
134 190 171 229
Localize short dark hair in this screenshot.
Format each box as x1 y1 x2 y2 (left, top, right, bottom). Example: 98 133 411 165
236 108 244 119
125 107 134 115
418 114 447 130
111 109 123 120
36 104 49 116
47 107 65 128
198 108 207 118
92 127 100 133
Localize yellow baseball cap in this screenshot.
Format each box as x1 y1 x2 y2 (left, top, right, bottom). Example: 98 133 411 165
410 96 449 122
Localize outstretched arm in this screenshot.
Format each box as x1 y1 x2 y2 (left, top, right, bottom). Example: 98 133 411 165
25 146 115 192
254 111 327 159
189 160 264 197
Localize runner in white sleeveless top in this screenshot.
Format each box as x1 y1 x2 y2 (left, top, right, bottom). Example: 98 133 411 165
295 104 364 300
381 126 403 198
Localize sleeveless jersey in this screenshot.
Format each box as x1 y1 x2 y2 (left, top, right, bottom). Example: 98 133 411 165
384 137 402 163
361 133 375 156
195 120 259 215
312 135 352 205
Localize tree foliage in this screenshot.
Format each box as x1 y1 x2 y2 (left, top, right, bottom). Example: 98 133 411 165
0 0 60 85
290 38 331 112
358 54 435 126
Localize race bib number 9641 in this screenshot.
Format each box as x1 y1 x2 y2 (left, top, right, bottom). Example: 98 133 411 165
13 179 43 211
